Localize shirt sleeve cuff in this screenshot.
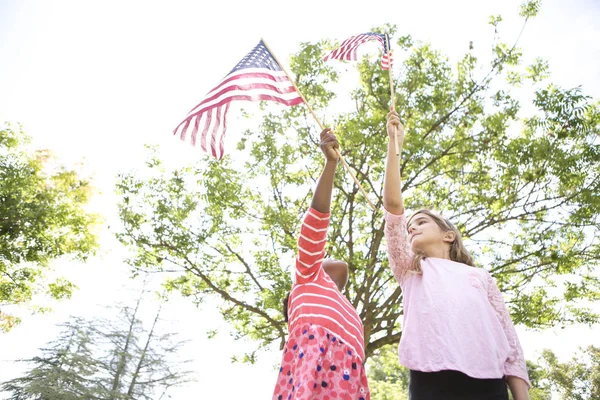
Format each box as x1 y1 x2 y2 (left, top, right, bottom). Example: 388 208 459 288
384 208 406 222
505 370 531 389
308 207 331 219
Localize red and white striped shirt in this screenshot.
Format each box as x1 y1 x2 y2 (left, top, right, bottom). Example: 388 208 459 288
288 208 365 361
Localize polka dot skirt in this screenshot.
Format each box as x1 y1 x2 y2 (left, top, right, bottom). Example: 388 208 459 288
272 324 370 400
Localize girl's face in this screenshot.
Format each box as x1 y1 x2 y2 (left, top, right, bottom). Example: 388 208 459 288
407 213 452 254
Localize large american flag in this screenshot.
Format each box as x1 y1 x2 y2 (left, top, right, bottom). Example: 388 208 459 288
173 40 304 159
324 32 393 70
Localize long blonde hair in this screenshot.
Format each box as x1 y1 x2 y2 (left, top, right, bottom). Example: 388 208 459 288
407 209 475 272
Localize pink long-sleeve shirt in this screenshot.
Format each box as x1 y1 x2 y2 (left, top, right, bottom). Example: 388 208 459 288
384 210 530 387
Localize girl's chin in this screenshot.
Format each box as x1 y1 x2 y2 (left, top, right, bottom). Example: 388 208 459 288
410 240 428 254
410 238 422 248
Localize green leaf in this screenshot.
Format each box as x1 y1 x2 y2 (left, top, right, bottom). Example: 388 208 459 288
0 123 99 331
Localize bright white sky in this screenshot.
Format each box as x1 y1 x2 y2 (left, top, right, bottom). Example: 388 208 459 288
0 0 599 398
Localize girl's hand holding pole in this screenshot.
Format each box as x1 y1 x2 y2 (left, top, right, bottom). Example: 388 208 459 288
386 108 405 147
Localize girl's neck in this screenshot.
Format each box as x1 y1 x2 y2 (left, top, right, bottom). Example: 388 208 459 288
422 245 451 260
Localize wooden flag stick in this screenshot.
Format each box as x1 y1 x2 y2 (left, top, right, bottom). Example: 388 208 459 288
386 33 400 156
262 38 376 211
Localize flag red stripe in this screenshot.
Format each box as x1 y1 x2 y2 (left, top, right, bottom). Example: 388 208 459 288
174 41 305 159
216 70 292 87
325 34 382 61
210 105 223 158
340 36 370 60
179 118 191 141
187 71 295 114
216 103 230 160
190 81 300 115
200 108 213 153
324 33 391 71
174 94 303 152
191 113 201 147
182 93 303 127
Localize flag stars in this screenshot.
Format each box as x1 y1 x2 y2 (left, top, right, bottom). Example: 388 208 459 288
230 42 281 73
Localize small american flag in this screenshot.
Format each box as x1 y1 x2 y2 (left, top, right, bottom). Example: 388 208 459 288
174 40 304 159
324 32 393 70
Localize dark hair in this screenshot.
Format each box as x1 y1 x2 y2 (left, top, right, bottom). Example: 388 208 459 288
282 291 291 322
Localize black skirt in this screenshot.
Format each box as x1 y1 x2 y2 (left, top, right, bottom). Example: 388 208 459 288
409 370 508 400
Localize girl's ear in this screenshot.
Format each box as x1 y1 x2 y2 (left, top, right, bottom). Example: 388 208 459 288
443 231 456 243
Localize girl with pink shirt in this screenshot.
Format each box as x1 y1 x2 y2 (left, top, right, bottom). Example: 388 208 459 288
383 109 531 400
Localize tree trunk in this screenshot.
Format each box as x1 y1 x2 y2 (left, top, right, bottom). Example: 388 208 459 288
110 295 142 398
126 305 161 398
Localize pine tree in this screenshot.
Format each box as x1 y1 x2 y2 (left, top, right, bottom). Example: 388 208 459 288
2 295 191 399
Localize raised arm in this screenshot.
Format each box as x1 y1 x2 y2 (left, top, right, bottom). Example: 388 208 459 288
383 109 413 284
295 128 339 284
485 272 531 399
383 109 405 215
310 128 338 214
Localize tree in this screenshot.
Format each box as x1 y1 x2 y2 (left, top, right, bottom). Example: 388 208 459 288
366 344 409 400
116 1 600 361
536 346 600 400
524 360 552 400
1 295 192 400
98 295 191 400
0 123 99 332
0 317 103 400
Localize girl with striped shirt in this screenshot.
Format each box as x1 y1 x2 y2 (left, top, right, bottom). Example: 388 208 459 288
272 128 370 400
